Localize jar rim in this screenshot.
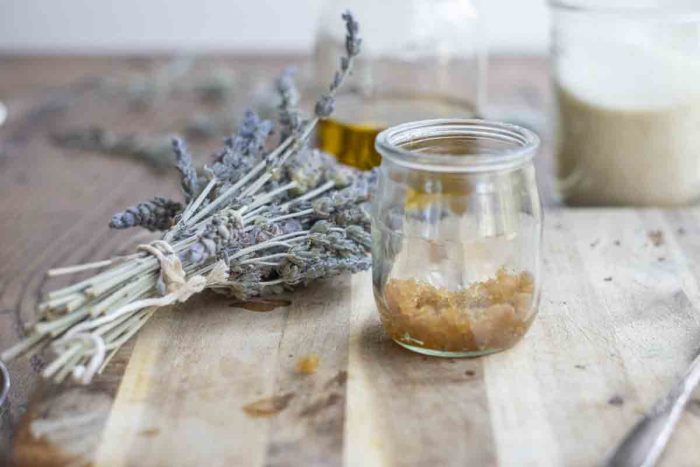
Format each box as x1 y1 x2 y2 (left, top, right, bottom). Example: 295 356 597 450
548 1 700 18
374 119 539 173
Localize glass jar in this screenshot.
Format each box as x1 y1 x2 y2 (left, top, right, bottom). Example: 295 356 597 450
551 0 700 206
313 0 487 170
372 119 543 357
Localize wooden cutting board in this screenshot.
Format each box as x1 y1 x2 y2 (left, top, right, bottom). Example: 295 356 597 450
12 208 700 466
3 55 700 466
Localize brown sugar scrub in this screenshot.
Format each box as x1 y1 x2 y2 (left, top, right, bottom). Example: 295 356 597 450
377 268 535 354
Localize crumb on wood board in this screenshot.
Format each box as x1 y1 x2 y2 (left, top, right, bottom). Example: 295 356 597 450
296 354 320 375
242 393 294 418
647 230 664 247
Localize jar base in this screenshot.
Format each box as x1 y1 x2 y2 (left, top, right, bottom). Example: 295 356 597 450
393 339 504 358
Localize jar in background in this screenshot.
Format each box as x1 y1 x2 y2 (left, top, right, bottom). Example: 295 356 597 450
372 119 542 357
551 1 700 206
313 0 487 170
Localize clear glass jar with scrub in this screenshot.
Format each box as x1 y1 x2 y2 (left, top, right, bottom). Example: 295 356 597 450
551 0 700 206
313 0 487 170
372 119 543 357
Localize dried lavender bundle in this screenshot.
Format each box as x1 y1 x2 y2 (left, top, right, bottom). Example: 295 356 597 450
3 12 368 385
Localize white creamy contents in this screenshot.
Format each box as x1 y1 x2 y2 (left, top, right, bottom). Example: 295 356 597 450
556 43 700 206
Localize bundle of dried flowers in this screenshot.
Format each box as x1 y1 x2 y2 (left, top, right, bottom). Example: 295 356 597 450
3 12 370 385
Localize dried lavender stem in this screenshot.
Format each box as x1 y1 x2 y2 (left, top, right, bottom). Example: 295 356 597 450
265 209 315 224
53 347 84 383
187 136 295 225
94 307 145 338
46 236 194 301
100 310 149 344
40 294 81 312
228 241 295 259
46 261 139 301
97 310 156 374
42 344 81 379
86 262 158 297
64 295 171 340
104 310 154 350
257 279 284 286
48 259 121 277
89 276 154 317
178 178 216 225
35 308 90 336
84 237 196 297
241 205 268 221
0 333 45 361
46 259 147 302
243 181 298 213
242 123 318 199
48 252 144 277
279 180 335 210
238 253 288 265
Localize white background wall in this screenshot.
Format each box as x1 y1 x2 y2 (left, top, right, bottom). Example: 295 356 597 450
0 0 550 55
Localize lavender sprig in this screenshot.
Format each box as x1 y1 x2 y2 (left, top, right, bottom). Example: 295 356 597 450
109 197 182 231
210 110 273 186
276 67 302 140
315 11 362 118
172 138 199 202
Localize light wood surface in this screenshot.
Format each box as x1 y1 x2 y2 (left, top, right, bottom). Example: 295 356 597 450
3 55 700 466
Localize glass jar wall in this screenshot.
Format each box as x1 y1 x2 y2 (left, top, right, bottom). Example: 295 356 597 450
313 0 487 170
372 119 543 357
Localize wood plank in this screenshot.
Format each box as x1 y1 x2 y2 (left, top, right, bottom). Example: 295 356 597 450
557 209 700 466
345 272 497 467
265 276 353 467
95 294 288 466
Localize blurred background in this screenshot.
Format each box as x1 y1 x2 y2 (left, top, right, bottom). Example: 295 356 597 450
3 0 698 207
0 0 548 55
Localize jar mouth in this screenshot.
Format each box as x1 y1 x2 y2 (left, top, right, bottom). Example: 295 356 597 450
374 119 539 173
548 1 700 18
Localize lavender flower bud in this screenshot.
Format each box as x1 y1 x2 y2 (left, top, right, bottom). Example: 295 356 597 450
172 137 199 202
346 225 372 248
310 220 331 233
314 94 335 118
312 197 334 217
276 67 302 139
342 11 361 57
211 110 273 184
110 197 182 231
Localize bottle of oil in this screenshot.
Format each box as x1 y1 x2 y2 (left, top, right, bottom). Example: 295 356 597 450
313 0 486 170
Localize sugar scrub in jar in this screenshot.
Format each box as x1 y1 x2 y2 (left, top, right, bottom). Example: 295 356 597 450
551 0 700 206
372 119 543 357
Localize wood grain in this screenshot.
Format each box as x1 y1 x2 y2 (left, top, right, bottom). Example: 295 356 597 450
62 215 700 465
4 55 700 466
